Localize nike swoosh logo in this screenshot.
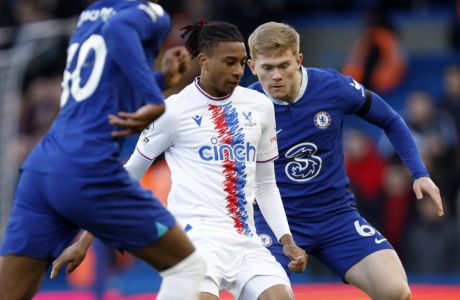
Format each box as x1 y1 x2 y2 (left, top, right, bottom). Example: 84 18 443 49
276 129 283 135
375 237 387 244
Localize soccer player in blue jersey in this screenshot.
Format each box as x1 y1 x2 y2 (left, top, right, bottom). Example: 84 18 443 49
0 1 206 300
246 22 444 300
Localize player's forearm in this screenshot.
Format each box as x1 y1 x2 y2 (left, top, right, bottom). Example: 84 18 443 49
254 161 291 241
79 231 94 251
384 117 429 179
124 148 154 180
279 234 296 246
360 91 429 179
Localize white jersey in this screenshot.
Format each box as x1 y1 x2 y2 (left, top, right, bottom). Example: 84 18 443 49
136 78 278 237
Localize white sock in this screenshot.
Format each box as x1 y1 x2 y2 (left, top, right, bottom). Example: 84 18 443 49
156 251 206 300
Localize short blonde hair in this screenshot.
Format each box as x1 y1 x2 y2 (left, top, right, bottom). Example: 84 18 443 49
248 22 300 59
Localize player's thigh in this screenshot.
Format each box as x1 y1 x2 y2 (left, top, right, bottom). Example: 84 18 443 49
131 223 195 271
315 210 394 279
234 244 292 299
0 255 48 300
0 170 80 260
48 171 177 255
345 249 410 299
240 276 293 300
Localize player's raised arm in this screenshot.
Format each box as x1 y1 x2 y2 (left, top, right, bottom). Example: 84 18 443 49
341 76 444 216
102 5 169 136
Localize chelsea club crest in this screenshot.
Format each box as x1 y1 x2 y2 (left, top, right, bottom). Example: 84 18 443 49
259 234 272 247
314 111 331 129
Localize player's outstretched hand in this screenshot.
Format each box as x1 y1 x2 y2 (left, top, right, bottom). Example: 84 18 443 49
109 103 165 138
50 231 94 279
50 241 88 279
161 46 191 87
413 176 444 217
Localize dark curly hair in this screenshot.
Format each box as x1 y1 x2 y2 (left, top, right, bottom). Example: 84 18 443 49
180 18 244 59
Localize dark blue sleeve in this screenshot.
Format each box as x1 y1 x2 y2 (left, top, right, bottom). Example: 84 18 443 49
335 72 367 114
102 7 165 105
153 71 168 91
358 91 429 180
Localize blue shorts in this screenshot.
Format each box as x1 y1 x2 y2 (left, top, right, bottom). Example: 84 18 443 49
254 206 393 280
0 169 176 260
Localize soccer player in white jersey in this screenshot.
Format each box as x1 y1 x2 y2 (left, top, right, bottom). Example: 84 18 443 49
51 20 307 299
246 22 443 300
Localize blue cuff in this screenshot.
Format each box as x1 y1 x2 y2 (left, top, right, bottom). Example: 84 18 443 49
153 71 168 91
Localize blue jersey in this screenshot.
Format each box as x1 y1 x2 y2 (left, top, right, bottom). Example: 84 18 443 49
249 67 428 221
22 0 170 176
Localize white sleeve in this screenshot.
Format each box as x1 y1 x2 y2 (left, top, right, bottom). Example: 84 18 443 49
124 150 153 181
257 98 279 162
255 160 291 242
124 102 176 180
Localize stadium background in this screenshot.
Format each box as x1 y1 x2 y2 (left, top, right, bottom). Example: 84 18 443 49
0 0 459 299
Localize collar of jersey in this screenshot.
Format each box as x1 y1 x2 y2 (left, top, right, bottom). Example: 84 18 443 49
263 66 308 106
194 77 234 104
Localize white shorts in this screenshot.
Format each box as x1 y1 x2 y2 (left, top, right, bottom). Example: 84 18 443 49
186 223 291 299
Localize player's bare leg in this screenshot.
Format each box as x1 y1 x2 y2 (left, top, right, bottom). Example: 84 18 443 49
132 224 206 300
132 223 196 270
258 284 294 300
0 255 48 300
345 249 410 300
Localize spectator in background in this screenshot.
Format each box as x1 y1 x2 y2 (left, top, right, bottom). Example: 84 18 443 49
406 90 457 152
405 90 459 223
440 65 460 141
450 0 460 50
345 129 388 228
401 196 460 273
438 65 460 216
380 162 413 251
342 7 407 93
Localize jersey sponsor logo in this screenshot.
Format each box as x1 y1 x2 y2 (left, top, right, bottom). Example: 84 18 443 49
242 111 256 127
285 142 322 182
199 137 256 162
259 234 273 247
192 115 202 126
314 111 331 129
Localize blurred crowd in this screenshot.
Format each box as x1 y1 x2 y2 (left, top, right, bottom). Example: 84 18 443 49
0 0 459 278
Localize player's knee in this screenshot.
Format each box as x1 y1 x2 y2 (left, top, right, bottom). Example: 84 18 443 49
381 281 411 300
161 250 206 279
157 251 206 300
